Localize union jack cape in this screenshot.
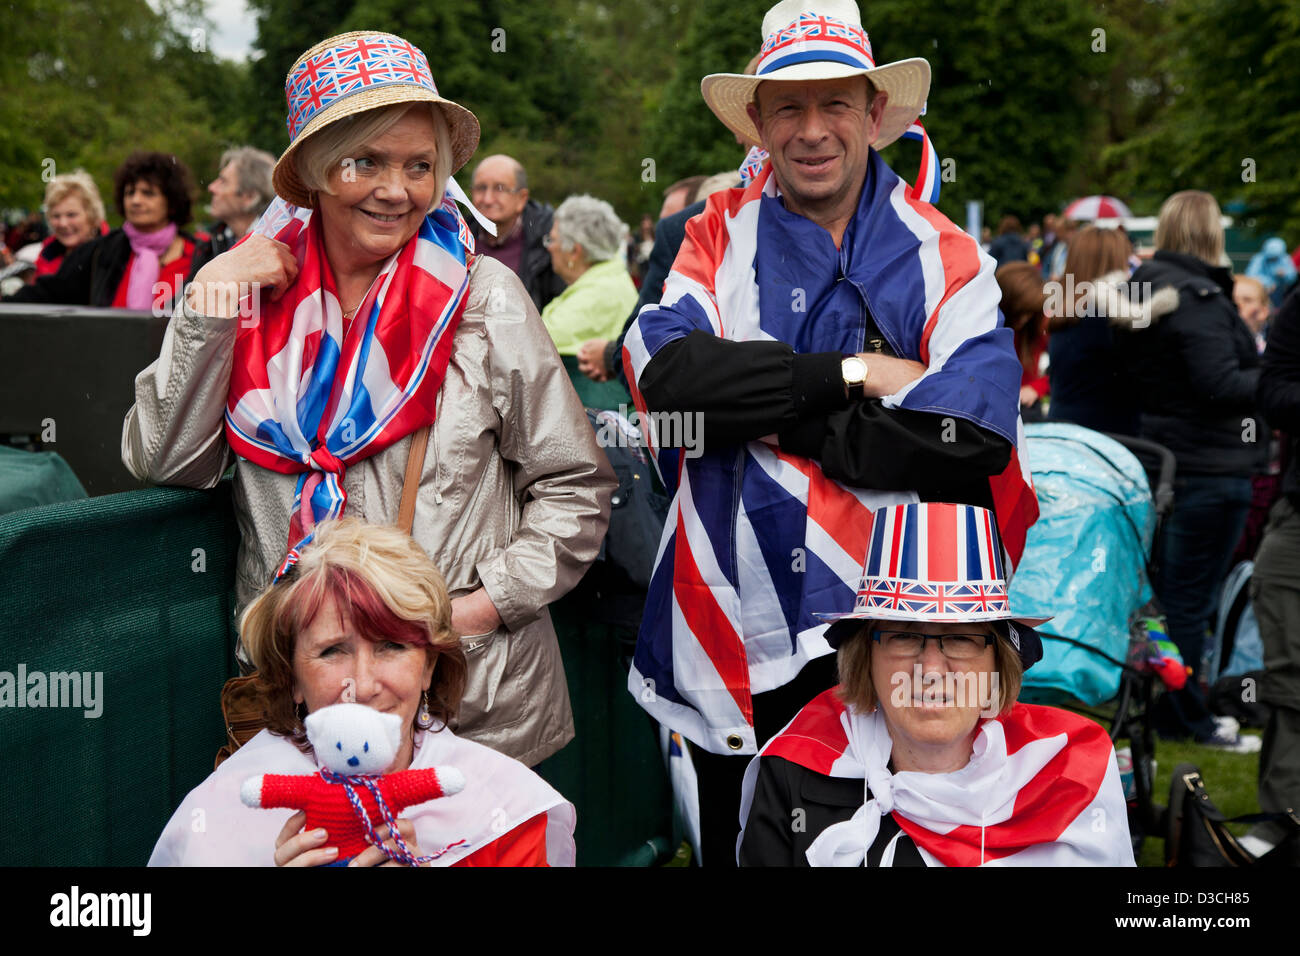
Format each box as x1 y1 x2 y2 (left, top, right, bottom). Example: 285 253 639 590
622 149 1039 754
738 689 1134 866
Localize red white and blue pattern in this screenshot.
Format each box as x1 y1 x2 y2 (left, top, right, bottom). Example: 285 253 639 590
829 503 1010 621
286 34 439 141
738 689 1134 866
622 149 1038 755
900 120 940 204
757 12 875 75
737 146 770 187
225 196 473 575
837 502 1008 621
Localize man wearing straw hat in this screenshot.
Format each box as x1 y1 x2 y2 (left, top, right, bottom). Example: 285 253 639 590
622 0 1038 865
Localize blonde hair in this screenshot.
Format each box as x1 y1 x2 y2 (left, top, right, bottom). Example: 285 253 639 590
836 623 1023 716
1154 190 1225 266
1234 274 1268 305
239 518 466 750
294 102 453 209
43 170 106 230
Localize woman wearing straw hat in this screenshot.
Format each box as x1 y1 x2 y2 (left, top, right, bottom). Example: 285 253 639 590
737 501 1134 866
122 31 615 769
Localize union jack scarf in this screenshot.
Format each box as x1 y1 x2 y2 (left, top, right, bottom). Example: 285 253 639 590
738 689 1134 866
225 196 474 577
623 149 1039 755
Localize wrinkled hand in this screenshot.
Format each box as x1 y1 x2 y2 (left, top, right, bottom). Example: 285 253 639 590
273 810 339 867
349 819 424 867
577 338 611 382
187 234 299 318
451 587 503 637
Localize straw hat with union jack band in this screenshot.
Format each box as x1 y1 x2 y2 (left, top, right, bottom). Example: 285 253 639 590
701 0 932 154
273 31 481 208
818 502 1049 667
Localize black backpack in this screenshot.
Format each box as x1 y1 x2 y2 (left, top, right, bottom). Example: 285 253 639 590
578 408 670 628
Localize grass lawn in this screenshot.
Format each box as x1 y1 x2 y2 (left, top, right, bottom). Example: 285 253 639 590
1114 731 1263 866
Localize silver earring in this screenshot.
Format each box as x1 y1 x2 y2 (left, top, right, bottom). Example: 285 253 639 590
416 690 434 730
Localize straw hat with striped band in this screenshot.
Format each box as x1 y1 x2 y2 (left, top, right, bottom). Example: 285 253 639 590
272 31 481 208
701 0 931 152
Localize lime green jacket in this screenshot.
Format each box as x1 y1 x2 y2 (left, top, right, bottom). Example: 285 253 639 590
540 256 638 356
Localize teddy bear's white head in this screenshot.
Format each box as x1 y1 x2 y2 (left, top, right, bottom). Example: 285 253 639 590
304 703 403 775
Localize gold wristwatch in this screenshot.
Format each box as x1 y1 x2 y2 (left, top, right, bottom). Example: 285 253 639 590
842 355 868 399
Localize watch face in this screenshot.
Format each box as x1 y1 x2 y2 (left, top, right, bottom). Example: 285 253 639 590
843 357 868 385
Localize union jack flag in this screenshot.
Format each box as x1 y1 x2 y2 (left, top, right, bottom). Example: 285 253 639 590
286 34 439 140
622 151 1038 755
757 12 875 75
901 120 941 204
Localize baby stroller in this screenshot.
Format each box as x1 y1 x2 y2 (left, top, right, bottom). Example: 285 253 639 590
1007 422 1177 854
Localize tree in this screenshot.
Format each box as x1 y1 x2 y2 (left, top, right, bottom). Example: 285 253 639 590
0 0 242 222
1101 0 1300 239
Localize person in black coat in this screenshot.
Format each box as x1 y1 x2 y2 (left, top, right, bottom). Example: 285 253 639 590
986 215 1029 270
1117 190 1263 749
469 155 566 313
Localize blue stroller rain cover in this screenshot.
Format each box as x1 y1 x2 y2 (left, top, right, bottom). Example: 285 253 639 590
1009 423 1156 705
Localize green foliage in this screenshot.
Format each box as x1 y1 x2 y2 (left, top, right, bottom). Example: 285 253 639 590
0 0 238 224
1101 0 1300 239
4 0 1297 243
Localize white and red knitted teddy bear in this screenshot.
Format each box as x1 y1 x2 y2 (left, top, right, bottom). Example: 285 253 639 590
240 702 464 864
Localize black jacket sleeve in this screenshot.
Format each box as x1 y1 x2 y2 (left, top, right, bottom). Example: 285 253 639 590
637 330 848 446
638 330 1011 500
1258 287 1300 432
2 234 97 305
738 757 800 866
1172 284 1261 410
781 401 1011 501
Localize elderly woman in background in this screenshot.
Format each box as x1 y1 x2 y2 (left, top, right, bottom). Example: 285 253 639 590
1118 191 1263 750
34 170 107 277
150 519 575 866
738 502 1134 867
5 152 198 311
122 31 614 768
541 195 638 356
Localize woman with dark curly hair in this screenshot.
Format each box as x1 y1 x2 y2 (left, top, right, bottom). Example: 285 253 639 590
5 151 198 311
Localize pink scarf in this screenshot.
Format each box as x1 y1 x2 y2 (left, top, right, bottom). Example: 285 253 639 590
122 221 178 310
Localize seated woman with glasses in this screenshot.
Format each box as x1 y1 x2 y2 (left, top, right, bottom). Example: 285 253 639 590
737 501 1135 867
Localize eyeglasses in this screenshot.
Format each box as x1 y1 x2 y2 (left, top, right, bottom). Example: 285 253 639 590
471 183 520 196
870 629 995 660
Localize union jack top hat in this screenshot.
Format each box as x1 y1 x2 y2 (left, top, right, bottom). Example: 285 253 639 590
701 0 932 153
273 31 481 208
818 502 1049 667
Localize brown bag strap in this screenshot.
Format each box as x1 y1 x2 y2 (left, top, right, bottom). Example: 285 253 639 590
397 425 430 535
